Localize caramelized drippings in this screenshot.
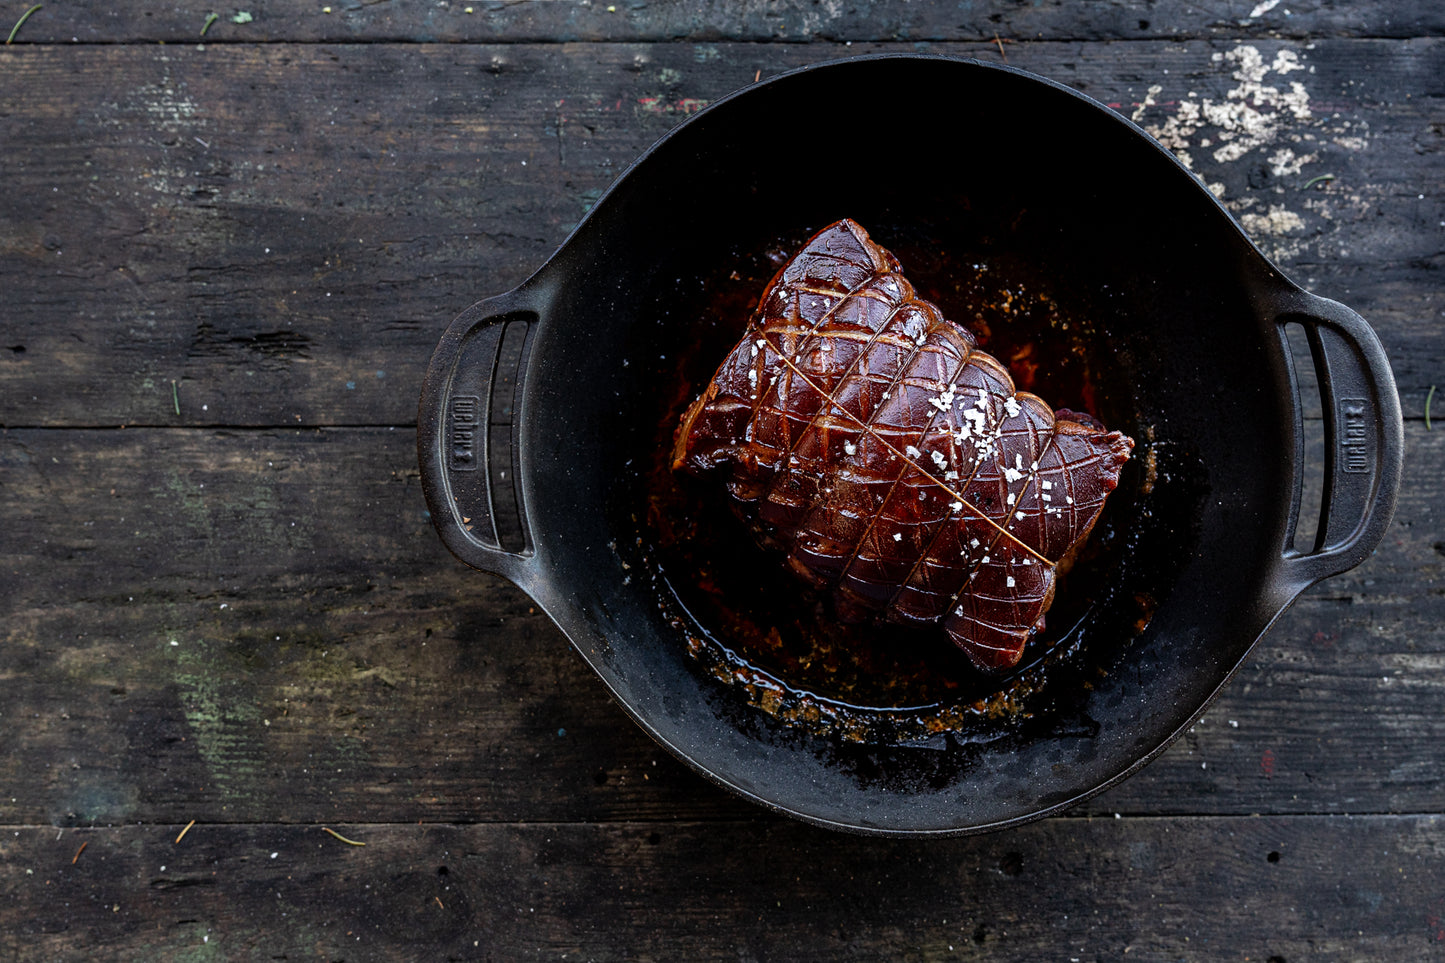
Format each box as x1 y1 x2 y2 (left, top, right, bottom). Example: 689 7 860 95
638 222 1148 744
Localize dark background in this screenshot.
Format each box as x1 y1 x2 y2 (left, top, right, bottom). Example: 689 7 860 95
1 1 1441 958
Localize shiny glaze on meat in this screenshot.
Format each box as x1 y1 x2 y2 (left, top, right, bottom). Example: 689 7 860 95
673 220 1133 670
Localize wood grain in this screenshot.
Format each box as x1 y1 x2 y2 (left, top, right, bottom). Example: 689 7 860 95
2 424 1439 824
2 816 1442 961
0 18 1439 959
1 40 1439 428
6 0 1442 45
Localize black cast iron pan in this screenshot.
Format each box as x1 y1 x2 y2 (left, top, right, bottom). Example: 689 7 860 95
418 55 1402 835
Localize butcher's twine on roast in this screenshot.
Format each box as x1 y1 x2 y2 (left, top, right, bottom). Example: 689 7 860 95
673 220 1133 671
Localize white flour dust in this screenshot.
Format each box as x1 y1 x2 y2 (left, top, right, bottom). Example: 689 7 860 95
1131 44 1373 262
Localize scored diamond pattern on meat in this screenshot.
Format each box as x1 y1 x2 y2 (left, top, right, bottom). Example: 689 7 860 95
673 220 1133 670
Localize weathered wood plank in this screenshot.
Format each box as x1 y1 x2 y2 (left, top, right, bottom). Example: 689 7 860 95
0 12 1436 958
1 39 1439 428
5 0 1441 45
1 815 1441 961
0 425 750 826
2 423 1439 824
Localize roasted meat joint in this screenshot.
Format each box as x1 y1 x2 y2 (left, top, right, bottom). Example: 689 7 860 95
672 220 1134 671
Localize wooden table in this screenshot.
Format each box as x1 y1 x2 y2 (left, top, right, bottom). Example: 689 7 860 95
2 1 1440 958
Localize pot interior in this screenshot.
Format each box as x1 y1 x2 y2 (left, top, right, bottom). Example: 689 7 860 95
515 56 1298 832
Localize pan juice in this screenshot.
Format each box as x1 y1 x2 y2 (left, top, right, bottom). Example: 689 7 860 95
639 222 1147 746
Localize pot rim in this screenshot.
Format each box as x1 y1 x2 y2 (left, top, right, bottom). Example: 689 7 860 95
419 53 1403 835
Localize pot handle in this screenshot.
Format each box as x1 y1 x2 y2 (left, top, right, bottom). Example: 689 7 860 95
418 287 540 591
1274 291 1402 595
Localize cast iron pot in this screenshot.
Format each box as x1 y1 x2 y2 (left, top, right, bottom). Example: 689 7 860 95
418 55 1402 835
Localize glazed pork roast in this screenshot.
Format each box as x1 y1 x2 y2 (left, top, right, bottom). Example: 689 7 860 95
673 220 1133 670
